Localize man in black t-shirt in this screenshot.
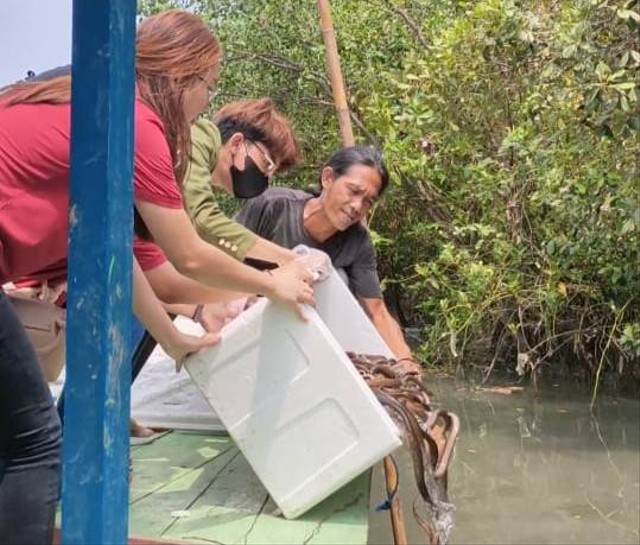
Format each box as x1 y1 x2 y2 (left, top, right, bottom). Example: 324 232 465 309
237 146 421 376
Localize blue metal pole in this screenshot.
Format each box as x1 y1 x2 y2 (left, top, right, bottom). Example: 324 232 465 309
62 0 136 543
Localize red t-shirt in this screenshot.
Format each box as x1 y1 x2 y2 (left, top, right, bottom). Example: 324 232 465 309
133 237 167 271
0 98 178 284
12 259 68 289
13 235 166 291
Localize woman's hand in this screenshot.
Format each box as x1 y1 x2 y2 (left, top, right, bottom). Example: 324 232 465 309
292 245 332 282
162 329 220 371
132 257 220 371
195 298 253 332
265 260 315 320
196 302 230 332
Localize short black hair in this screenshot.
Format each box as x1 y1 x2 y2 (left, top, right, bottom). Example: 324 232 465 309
321 146 390 197
212 98 301 171
216 118 267 145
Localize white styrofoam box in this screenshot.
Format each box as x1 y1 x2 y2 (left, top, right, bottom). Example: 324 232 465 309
181 292 402 519
314 269 394 358
127 268 395 435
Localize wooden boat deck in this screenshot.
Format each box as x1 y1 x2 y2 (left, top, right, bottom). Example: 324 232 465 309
124 430 371 544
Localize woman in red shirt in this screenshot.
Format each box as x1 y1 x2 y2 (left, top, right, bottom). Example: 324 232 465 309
0 10 313 544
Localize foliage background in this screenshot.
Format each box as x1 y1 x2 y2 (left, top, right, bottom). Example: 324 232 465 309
140 0 639 391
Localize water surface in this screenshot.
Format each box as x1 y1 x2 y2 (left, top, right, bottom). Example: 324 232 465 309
368 379 640 544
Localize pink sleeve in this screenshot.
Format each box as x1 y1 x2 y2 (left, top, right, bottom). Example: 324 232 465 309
133 103 183 209
133 237 167 271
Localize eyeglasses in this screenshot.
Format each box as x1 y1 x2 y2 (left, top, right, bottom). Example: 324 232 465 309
248 141 276 173
196 75 218 101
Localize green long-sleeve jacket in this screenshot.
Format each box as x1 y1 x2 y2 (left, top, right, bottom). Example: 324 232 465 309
181 119 258 260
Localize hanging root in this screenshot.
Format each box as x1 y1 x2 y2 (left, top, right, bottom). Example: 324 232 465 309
347 352 460 544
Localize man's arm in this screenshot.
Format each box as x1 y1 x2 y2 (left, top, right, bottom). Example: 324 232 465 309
245 237 296 265
161 301 235 334
346 233 422 375
359 297 422 375
360 297 411 357
182 120 259 260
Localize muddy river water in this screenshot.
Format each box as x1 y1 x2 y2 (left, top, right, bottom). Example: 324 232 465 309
368 379 640 544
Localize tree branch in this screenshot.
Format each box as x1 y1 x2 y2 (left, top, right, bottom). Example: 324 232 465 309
252 54 333 96
381 0 428 49
226 52 380 145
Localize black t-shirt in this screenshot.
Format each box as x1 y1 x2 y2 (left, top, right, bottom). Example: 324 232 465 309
235 188 382 299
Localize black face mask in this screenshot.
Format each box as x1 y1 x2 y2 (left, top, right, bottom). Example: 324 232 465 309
230 156 269 199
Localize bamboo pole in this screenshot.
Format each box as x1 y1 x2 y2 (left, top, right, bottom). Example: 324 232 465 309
318 0 355 147
383 456 409 545
317 2 407 544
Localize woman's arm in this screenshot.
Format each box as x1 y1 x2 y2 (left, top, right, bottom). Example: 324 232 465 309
162 301 237 334
144 260 245 304
132 258 219 364
136 201 314 318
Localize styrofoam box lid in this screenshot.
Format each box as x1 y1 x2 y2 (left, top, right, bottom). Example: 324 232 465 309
183 286 402 519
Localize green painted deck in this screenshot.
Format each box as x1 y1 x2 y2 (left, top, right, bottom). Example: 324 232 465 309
128 430 371 545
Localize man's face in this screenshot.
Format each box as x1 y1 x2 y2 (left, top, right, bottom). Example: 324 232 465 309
320 164 382 231
211 134 276 194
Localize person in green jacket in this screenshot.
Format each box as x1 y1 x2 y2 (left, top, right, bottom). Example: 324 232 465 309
182 98 301 267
